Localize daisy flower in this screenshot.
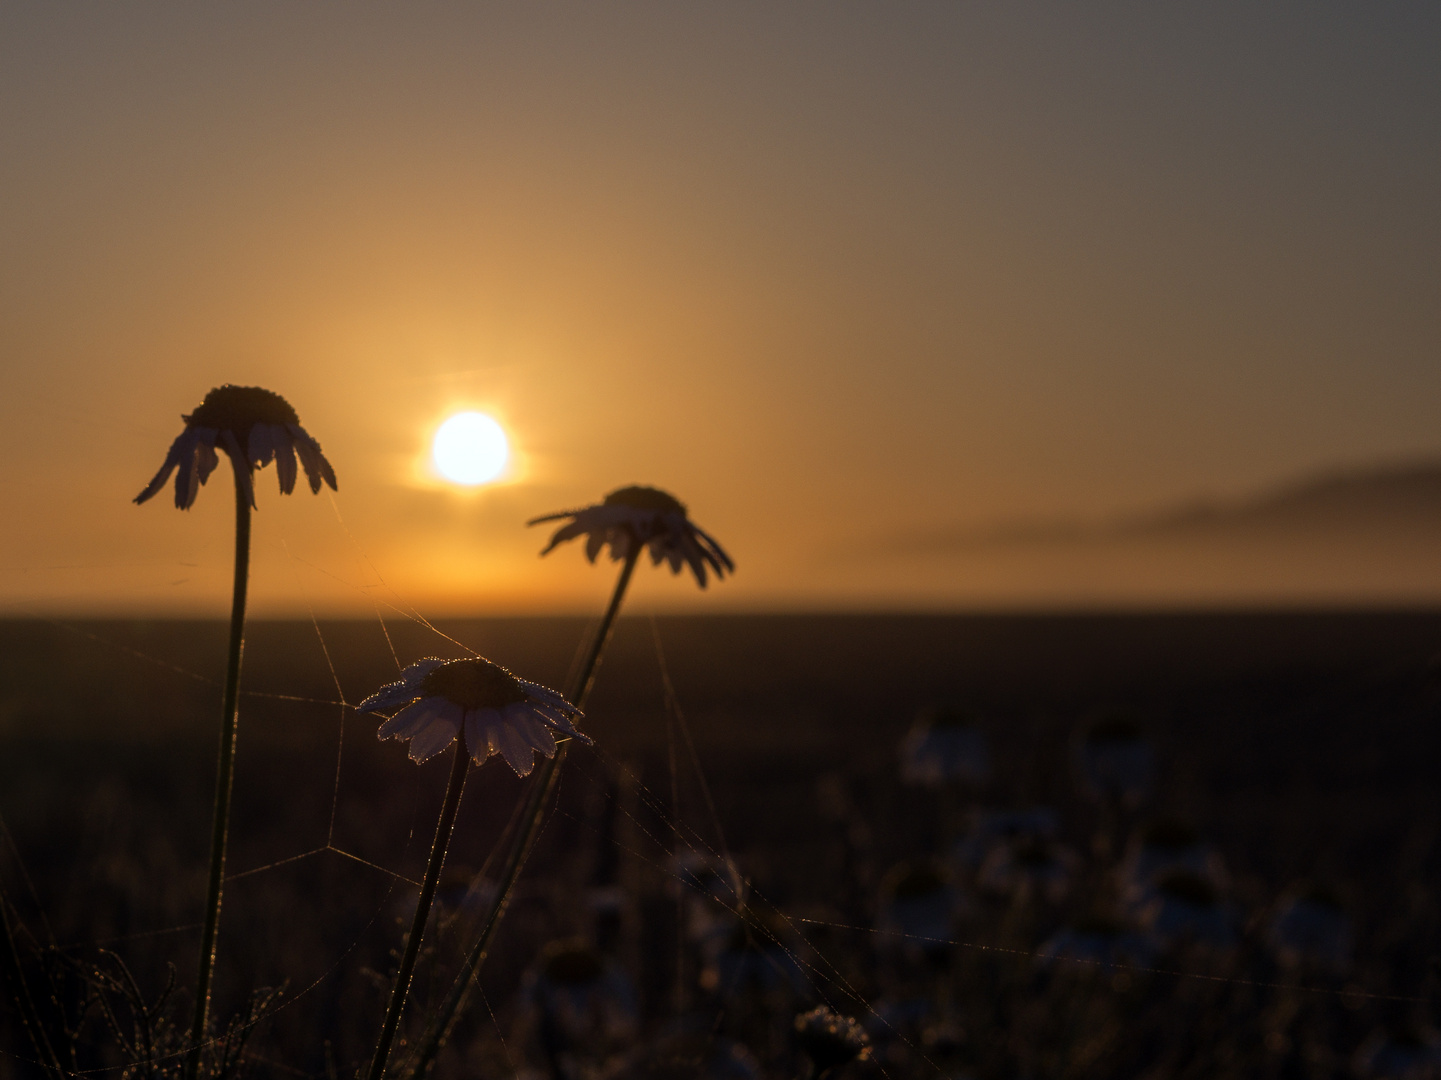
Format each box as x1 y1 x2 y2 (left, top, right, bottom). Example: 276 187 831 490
134 383 336 1075
529 485 733 588
134 383 336 510
359 656 589 777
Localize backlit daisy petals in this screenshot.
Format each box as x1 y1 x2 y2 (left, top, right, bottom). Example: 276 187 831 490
517 679 571 711
407 704 463 763
464 707 503 763
361 656 586 773
528 486 733 589
493 721 537 776
378 700 438 741
134 386 336 512
513 712 558 757
357 658 446 712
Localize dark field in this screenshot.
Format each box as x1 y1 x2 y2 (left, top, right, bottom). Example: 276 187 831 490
4 613 1441 1079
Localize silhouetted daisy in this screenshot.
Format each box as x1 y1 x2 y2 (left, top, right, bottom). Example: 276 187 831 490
359 657 588 776
133 383 336 1073
529 485 733 588
406 485 734 1079
134 384 336 510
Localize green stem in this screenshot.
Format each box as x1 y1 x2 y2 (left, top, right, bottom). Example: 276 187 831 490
185 461 251 1080
401 547 641 1079
0 887 62 1079
366 741 471 1080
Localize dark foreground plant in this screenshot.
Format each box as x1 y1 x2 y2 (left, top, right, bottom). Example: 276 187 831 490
358 657 585 1080
135 384 336 1078
399 485 733 1078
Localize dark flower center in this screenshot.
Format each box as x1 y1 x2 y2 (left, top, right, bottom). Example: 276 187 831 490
419 658 529 710
603 485 687 516
185 385 301 434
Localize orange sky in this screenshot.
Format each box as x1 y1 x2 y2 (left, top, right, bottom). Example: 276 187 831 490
2 4 1439 614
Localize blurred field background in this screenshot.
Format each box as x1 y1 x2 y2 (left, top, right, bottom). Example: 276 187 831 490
4 612 1441 1077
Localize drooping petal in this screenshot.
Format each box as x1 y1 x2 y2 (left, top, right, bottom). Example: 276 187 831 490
691 524 734 573
377 699 437 740
504 704 558 757
517 680 575 713
195 429 221 486
358 658 446 712
533 703 590 743
536 521 584 557
273 429 298 494
288 425 337 493
584 530 607 563
527 508 585 526
492 720 537 776
175 433 202 510
407 705 462 763
248 423 275 469
678 540 708 588
134 429 191 505
464 707 505 765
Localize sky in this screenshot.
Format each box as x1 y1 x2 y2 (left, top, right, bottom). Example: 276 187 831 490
1 3 1439 614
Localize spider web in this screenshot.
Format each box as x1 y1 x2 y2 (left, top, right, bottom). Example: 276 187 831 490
0 495 1436 1080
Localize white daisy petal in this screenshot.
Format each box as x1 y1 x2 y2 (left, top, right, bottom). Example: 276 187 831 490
503 704 558 757
407 707 462 763
518 680 574 711
359 659 444 711
493 721 537 776
464 708 504 763
377 699 435 740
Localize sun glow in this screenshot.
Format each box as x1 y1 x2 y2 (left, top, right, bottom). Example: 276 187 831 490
431 412 509 485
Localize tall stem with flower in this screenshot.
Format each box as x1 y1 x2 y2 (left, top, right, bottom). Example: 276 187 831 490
135 385 336 1078
401 485 731 1079
357 657 587 1080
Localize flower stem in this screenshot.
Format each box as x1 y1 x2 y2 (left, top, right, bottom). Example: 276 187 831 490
366 740 471 1080
184 461 251 1080
400 547 641 1079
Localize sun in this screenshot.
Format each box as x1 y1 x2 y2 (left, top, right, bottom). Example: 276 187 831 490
432 412 509 485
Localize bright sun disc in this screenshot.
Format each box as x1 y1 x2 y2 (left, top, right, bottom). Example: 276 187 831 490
432 412 509 485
